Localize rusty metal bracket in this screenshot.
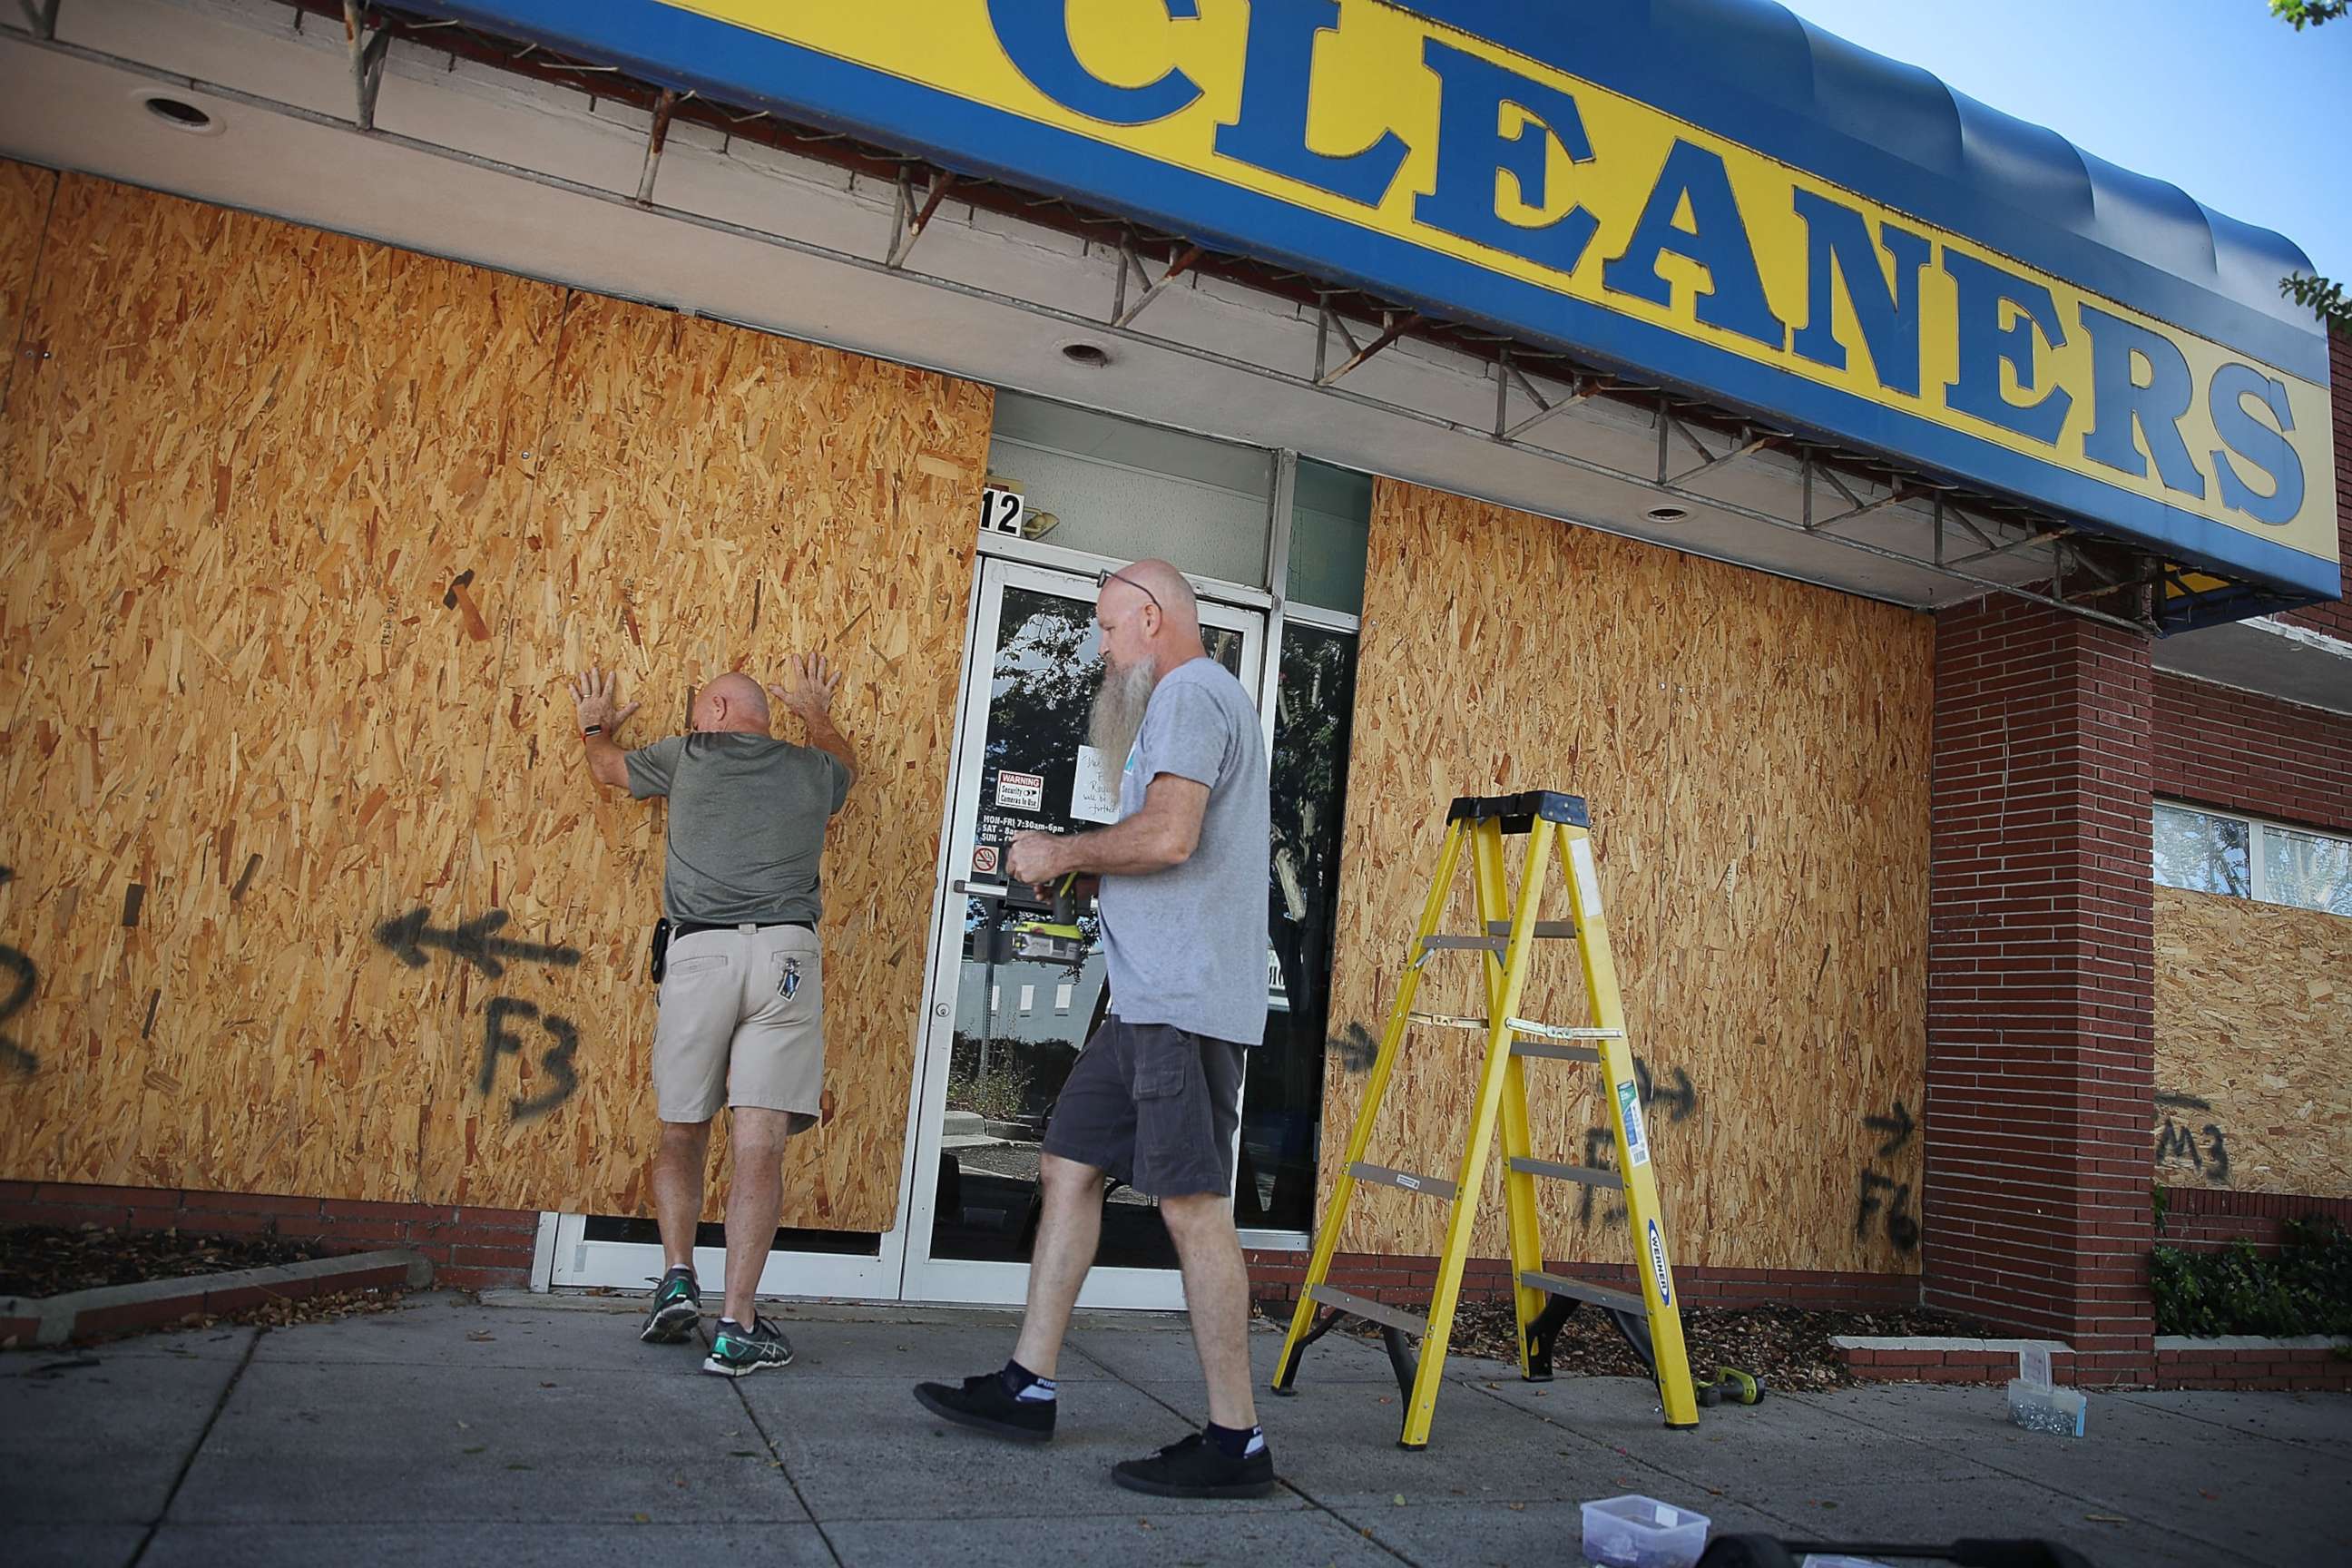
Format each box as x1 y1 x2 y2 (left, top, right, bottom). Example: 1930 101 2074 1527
633 88 681 205
342 2 392 132
1316 306 1418 387
887 167 958 270
1112 242 1205 328
1491 352 1591 442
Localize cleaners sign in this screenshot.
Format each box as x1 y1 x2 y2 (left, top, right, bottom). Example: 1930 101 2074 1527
425 0 2337 603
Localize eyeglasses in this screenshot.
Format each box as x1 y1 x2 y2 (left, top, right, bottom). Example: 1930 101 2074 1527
1095 567 1162 617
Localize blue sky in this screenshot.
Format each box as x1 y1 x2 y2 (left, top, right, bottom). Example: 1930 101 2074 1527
1775 0 2352 286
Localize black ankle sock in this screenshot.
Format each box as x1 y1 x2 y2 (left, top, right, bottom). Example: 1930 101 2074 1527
1204 1421 1265 1458
663 1264 695 1283
1000 1358 1057 1401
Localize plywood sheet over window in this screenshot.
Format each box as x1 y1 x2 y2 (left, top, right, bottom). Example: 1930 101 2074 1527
425 294 992 1226
0 172 562 1200
2153 886 2352 1199
0 167 991 1230
1320 480 1932 1274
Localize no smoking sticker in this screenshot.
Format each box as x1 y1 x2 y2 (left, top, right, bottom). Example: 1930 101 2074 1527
972 845 1000 875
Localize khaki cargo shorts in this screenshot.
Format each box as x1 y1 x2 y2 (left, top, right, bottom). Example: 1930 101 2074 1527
652 924 824 1130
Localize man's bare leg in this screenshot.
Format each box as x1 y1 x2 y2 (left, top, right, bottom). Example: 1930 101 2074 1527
1159 1191 1259 1431
1010 1152 1106 1379
652 1119 712 1271
720 1107 796 1326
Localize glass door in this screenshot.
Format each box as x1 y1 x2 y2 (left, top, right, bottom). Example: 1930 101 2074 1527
900 557 1264 1308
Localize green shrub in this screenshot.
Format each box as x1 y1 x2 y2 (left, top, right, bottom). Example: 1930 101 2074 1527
2151 1217 2352 1338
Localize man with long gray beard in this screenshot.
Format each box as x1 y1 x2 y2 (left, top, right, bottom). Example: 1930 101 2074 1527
914 558 1275 1499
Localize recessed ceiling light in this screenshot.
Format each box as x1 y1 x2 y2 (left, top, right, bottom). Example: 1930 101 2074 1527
1645 504 1690 524
1059 342 1112 369
134 91 223 136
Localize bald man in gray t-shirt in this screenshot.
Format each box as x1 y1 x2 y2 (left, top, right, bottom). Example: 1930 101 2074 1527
914 560 1278 1500
572 657 855 1378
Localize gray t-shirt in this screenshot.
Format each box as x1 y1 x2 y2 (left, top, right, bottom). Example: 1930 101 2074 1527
1098 657 1270 1046
625 732 849 925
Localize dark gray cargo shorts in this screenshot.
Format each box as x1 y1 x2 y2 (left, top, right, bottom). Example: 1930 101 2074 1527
1039 1015 1246 1199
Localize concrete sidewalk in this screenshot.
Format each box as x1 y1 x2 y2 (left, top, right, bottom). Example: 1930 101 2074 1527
4 1289 2346 1566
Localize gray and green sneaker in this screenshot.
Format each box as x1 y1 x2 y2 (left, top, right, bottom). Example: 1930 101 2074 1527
639 1269 701 1344
703 1315 795 1377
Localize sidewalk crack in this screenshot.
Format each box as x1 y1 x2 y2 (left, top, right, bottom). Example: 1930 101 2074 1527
728 1371 846 1565
127 1327 265 1567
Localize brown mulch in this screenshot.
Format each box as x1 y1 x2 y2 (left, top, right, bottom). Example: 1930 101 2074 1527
0 1225 333 1298
1317 1299 1992 1393
133 1286 416 1339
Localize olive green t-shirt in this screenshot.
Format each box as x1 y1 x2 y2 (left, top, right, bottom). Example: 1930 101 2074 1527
624 733 850 925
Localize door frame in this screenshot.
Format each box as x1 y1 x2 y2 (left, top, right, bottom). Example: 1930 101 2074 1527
894 552 1268 1308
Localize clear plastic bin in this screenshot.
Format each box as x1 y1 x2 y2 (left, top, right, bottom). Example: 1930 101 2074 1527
2005 1377 2086 1437
1580 1493 1711 1568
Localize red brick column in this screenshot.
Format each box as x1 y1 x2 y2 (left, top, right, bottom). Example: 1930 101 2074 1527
1924 594 2157 1383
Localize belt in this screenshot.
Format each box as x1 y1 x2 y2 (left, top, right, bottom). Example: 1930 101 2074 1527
671 919 814 938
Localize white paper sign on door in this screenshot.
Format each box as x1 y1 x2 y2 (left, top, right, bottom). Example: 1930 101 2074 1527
1070 744 1122 825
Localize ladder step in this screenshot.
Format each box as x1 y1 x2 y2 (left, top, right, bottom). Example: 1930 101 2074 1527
1510 1040 1600 1063
1416 935 1508 954
1308 1283 1428 1337
1521 1270 1648 1318
1509 1017 1624 1041
1485 920 1578 940
1347 1161 1459 1201
1507 1156 1623 1191
1406 1012 1622 1042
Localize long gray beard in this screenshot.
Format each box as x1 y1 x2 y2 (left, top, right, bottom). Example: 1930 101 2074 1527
1087 658 1158 764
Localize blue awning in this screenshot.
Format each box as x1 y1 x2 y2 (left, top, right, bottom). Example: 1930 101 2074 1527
1402 0 2324 381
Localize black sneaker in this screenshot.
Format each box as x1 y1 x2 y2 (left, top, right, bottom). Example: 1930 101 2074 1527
912 1371 1056 1443
639 1271 700 1344
701 1315 794 1377
1112 1432 1276 1499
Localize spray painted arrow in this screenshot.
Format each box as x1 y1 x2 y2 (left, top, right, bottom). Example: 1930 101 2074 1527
374 907 581 978
1864 1099 1916 1156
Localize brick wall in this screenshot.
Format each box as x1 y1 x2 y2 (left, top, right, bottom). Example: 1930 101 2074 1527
1245 1250 1917 1313
2276 324 2350 642
0 1181 540 1289
2158 1187 2352 1253
1924 594 2159 1382
2151 671 2352 837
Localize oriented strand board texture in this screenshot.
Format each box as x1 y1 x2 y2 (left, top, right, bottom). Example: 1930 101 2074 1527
0 173 561 1199
2153 887 2352 1198
0 167 990 1229
428 293 991 1224
1324 480 1932 1273
0 161 54 418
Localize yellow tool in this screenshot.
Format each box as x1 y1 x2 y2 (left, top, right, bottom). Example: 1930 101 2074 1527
1271 790 1700 1446
1009 872 1086 963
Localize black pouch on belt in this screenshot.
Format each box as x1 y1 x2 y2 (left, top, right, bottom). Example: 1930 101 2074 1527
649 916 672 985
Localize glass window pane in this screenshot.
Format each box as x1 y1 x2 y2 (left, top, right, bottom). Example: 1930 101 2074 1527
1243 622 1358 1232
985 394 1272 587
2152 804 2249 897
1286 459 1373 616
2262 825 2352 916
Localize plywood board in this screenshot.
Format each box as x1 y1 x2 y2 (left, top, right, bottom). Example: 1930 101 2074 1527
0 160 54 421
2153 886 2352 1198
422 294 992 1228
1319 479 1933 1273
0 165 992 1232
0 171 564 1199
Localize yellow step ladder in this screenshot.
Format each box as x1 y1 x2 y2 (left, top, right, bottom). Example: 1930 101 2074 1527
1271 790 1699 1446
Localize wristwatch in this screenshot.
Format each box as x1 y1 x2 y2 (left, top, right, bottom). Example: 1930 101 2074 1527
582 724 603 738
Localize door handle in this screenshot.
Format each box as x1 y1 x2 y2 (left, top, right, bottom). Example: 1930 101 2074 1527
954 879 1011 898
